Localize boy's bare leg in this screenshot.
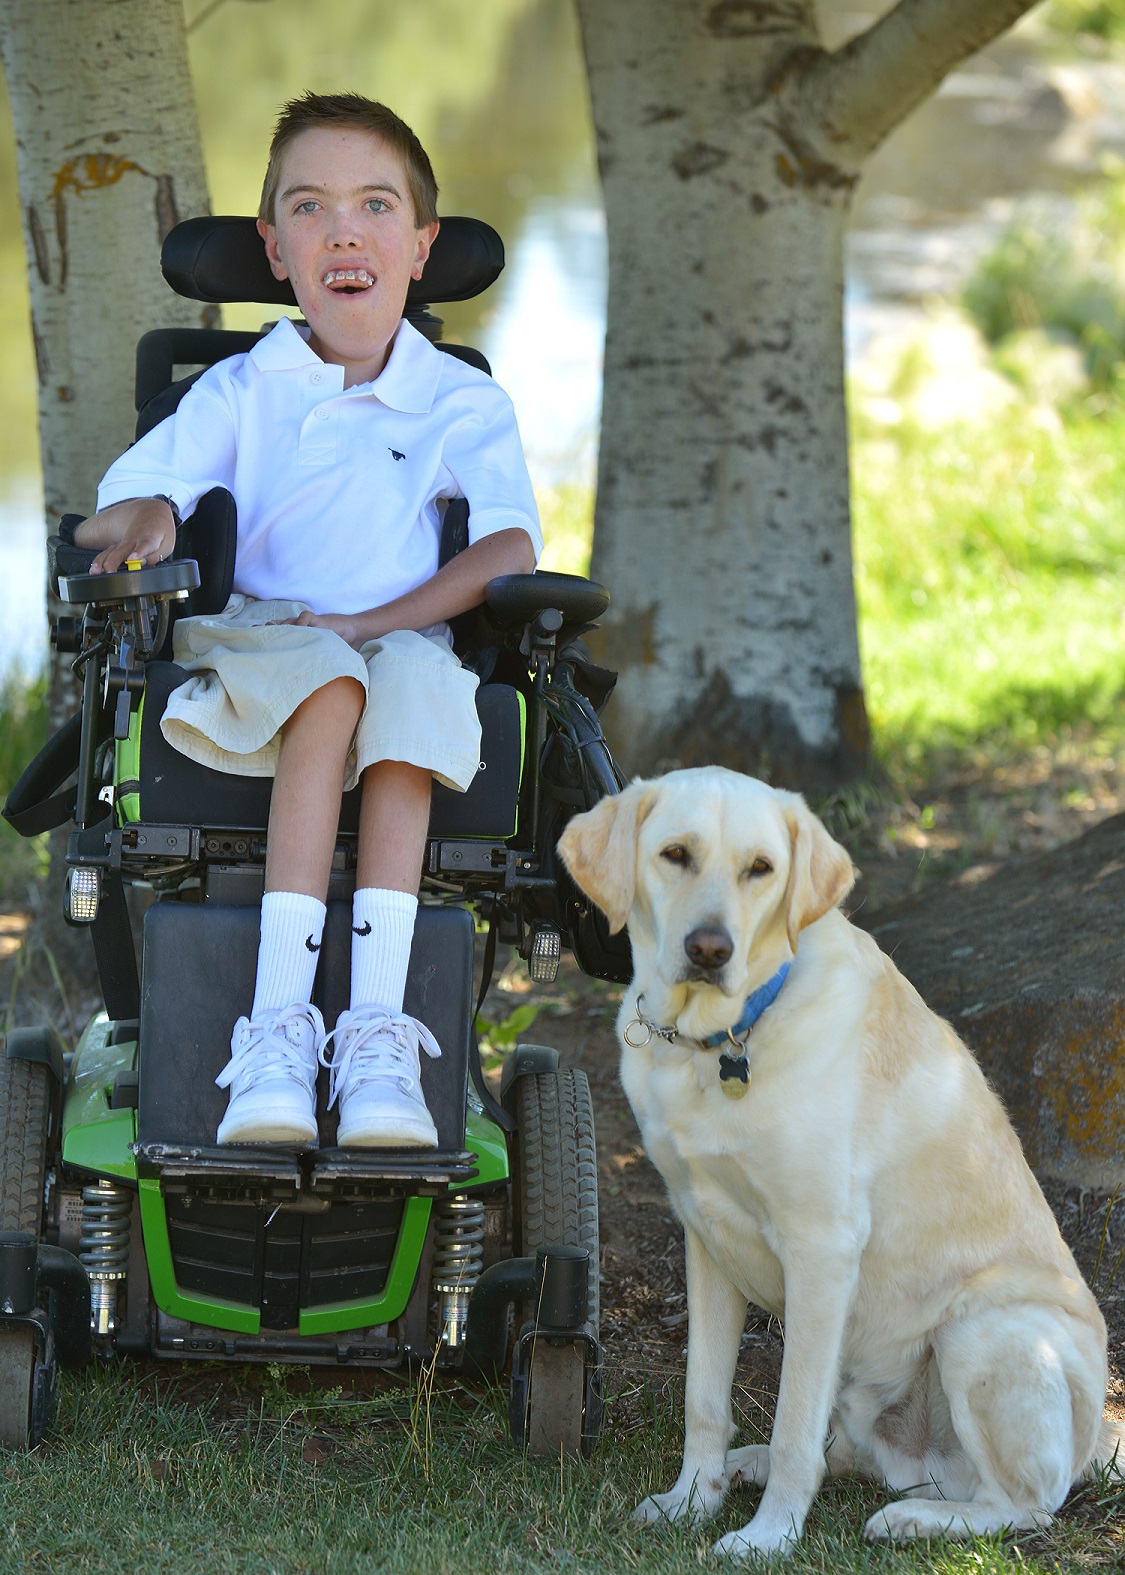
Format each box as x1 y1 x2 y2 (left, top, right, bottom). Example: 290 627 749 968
265 676 366 898
324 758 440 1148
355 758 432 891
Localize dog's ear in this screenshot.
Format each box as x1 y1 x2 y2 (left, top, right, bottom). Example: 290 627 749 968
781 795 855 951
557 780 656 934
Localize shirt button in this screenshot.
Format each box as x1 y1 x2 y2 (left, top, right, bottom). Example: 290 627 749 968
310 371 324 385
315 407 329 420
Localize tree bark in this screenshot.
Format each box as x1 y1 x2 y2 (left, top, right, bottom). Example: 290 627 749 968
1 0 211 992
574 0 1037 788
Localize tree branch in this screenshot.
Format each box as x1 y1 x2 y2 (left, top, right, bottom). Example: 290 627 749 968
800 0 1040 163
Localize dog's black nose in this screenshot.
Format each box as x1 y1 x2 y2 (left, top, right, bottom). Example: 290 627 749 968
684 927 733 971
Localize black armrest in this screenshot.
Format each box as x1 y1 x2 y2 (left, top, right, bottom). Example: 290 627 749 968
484 572 609 629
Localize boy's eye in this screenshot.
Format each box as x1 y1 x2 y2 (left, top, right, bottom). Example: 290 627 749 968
366 198 389 214
294 200 319 214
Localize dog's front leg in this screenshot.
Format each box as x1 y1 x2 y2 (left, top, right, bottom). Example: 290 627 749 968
714 1245 858 1560
634 1223 747 1528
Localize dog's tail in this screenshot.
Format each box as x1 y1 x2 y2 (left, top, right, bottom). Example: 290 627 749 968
1083 1416 1125 1481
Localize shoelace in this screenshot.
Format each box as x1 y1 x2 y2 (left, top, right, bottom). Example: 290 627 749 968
215 1003 323 1092
318 1010 441 1109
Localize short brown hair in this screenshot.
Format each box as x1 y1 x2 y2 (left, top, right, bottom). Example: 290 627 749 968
258 91 439 228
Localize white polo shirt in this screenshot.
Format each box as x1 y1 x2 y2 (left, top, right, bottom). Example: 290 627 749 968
98 316 542 616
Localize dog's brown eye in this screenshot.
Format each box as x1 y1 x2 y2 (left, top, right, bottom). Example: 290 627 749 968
746 858 773 878
661 844 689 866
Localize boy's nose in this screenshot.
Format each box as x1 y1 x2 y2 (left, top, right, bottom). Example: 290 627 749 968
325 214 362 249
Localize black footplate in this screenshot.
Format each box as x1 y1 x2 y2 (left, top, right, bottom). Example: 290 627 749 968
133 1142 478 1195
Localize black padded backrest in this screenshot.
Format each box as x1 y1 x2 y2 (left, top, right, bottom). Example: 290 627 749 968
162 214 503 307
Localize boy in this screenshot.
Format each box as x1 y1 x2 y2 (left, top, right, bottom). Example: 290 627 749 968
76 92 540 1150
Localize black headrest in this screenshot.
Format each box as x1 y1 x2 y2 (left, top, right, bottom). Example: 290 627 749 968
161 215 504 308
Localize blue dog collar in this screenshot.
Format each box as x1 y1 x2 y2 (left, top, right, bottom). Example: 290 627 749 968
701 960 791 1049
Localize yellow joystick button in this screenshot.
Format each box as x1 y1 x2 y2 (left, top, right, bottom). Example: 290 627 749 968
125 558 144 571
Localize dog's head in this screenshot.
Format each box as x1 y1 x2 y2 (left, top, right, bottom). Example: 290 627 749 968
559 767 855 1033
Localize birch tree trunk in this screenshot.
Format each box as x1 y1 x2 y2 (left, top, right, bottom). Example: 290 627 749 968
1 0 211 989
1 0 211 537
575 0 1036 788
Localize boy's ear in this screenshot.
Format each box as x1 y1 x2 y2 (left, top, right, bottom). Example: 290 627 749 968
257 218 289 282
412 220 440 282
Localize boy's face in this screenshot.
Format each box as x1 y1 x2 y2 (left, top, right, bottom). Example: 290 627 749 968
258 126 438 386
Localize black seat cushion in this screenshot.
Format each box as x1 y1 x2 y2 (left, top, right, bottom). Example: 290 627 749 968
130 662 524 839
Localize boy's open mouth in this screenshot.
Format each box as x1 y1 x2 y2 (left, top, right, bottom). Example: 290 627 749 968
322 269 374 294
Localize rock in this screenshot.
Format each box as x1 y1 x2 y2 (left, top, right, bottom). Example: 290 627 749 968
857 813 1125 1187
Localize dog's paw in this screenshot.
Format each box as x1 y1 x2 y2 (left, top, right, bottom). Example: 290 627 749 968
633 1483 722 1528
725 1444 771 1489
865 1499 1053 1543
712 1520 799 1561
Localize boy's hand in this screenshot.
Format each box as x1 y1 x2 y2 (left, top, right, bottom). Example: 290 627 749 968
276 527 536 647
74 498 178 574
282 610 369 649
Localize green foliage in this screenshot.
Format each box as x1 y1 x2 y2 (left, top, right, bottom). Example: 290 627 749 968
0 666 49 902
962 169 1125 388
1041 0 1125 44
477 1000 547 1062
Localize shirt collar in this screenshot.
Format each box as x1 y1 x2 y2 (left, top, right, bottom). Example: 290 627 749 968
248 315 442 413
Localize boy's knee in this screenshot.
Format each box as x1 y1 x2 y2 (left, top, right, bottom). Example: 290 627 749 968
311 676 365 716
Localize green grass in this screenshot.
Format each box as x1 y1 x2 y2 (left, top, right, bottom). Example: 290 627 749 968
850 391 1125 783
1 1361 1119 1574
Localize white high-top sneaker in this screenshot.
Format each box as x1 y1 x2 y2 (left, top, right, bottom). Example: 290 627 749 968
215 1002 323 1145
319 1007 441 1148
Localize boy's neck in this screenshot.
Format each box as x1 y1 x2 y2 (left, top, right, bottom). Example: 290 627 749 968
306 325 396 388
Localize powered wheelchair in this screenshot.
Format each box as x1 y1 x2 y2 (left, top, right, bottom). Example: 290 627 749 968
0 213 629 1456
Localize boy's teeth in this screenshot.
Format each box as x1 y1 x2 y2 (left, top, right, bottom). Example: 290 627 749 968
324 269 373 287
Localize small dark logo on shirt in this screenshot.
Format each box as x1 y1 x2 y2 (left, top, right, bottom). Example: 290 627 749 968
352 921 372 937
305 935 321 953
389 448 405 462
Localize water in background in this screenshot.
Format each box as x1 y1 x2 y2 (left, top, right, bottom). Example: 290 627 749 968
3 0 1124 677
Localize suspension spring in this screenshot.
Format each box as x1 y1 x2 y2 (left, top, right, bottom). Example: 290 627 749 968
79 1180 132 1341
431 1193 485 1349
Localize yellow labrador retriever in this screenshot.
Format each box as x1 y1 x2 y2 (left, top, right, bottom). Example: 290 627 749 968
559 767 1121 1558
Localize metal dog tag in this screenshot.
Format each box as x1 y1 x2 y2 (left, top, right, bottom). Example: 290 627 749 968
718 1052 750 1099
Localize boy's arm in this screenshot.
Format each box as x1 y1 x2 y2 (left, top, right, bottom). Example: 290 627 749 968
73 498 179 574
288 526 536 648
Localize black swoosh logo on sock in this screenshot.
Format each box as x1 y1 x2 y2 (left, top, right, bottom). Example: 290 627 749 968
352 921 372 936
305 935 321 953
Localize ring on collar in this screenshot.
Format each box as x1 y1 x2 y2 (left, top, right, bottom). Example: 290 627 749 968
622 994 680 1049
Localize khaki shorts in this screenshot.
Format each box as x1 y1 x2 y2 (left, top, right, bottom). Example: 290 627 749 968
160 595 482 792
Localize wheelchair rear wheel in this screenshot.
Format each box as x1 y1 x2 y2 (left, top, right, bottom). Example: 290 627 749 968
510 1064 600 1454
0 1042 53 1448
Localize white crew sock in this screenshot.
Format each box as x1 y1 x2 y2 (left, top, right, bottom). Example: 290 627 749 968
251 891 327 1017
349 887 418 1013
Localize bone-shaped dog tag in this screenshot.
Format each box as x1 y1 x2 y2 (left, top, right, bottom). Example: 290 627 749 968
718 1052 750 1099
